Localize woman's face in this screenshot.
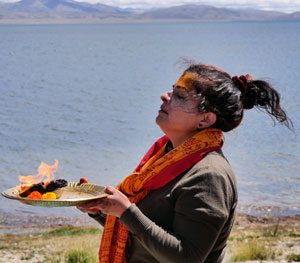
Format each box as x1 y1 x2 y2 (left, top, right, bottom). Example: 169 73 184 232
156 85 203 138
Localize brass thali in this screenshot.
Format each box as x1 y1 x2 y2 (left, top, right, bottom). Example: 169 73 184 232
2 182 108 207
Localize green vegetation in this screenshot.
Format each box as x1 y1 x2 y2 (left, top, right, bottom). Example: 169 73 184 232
21 253 35 260
45 226 102 237
289 232 300 237
228 224 300 262
64 248 98 263
230 239 275 261
0 226 102 263
286 253 300 262
0 246 9 250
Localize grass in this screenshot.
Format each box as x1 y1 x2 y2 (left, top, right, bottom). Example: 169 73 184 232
286 253 300 262
21 253 35 260
0 226 102 263
0 224 299 263
45 226 102 237
230 239 276 261
64 248 98 263
289 232 300 237
228 224 300 262
0 246 9 250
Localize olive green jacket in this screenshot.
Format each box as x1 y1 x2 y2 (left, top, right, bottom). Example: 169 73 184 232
91 150 237 263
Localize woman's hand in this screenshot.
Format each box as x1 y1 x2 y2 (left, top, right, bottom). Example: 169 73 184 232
76 205 99 215
76 186 131 218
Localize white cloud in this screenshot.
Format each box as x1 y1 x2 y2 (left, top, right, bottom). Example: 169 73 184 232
1 0 300 12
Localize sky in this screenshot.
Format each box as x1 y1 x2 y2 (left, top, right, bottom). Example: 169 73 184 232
0 0 300 13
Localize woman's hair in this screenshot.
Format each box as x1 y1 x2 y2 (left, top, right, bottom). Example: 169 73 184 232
184 64 292 132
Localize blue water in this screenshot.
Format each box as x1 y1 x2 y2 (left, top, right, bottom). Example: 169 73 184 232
0 22 299 219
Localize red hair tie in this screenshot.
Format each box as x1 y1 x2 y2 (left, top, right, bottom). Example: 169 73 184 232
232 75 248 92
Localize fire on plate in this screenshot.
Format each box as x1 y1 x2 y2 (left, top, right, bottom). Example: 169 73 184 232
18 160 67 200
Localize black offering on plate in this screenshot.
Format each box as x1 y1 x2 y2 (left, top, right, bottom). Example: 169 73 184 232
19 179 68 197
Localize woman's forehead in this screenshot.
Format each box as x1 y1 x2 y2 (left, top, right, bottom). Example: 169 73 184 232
174 72 197 91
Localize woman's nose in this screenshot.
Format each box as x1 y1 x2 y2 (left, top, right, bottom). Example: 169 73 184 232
161 90 173 103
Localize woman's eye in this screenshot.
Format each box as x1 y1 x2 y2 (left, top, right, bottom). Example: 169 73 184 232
174 93 185 100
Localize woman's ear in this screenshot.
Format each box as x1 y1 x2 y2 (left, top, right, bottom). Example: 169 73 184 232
198 112 216 128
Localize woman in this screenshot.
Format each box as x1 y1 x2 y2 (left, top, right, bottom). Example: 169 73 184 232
77 64 291 263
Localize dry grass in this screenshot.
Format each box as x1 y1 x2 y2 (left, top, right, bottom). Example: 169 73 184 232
0 227 102 263
229 239 276 261
0 223 299 263
227 224 300 262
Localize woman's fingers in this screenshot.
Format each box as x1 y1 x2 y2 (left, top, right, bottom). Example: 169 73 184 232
85 208 99 214
77 186 131 217
76 205 99 215
104 185 116 195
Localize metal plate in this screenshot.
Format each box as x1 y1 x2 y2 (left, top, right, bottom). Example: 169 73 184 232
1 182 108 207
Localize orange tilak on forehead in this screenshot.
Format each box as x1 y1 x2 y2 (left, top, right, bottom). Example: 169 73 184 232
174 72 197 91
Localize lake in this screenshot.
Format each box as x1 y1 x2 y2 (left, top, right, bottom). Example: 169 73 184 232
0 22 299 220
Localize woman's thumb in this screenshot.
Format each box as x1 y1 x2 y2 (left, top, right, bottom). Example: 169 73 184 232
104 186 116 195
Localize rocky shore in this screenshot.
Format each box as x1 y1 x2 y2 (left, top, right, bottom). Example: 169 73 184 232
1 205 299 234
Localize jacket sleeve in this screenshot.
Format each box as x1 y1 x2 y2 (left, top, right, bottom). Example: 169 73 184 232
88 211 106 226
120 171 234 263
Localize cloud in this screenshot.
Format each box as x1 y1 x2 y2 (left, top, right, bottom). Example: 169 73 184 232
1 0 300 12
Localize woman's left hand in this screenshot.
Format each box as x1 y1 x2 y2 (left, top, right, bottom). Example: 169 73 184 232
77 186 131 218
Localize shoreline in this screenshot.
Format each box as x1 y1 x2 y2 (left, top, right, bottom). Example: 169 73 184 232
1 209 299 235
0 212 99 235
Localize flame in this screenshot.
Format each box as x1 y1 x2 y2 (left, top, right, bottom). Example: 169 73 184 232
19 160 59 185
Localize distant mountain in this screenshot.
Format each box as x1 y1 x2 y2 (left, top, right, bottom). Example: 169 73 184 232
136 5 285 21
277 11 300 20
0 1 299 23
0 0 124 14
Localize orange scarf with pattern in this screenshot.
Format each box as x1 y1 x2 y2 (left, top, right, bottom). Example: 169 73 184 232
98 128 223 263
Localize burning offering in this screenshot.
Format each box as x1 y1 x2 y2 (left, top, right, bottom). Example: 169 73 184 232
2 160 108 207
18 160 67 199
19 179 68 198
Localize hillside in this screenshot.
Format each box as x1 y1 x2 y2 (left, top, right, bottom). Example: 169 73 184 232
136 5 285 21
0 1 299 23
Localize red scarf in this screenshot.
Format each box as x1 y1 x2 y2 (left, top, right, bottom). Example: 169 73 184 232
99 128 223 263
